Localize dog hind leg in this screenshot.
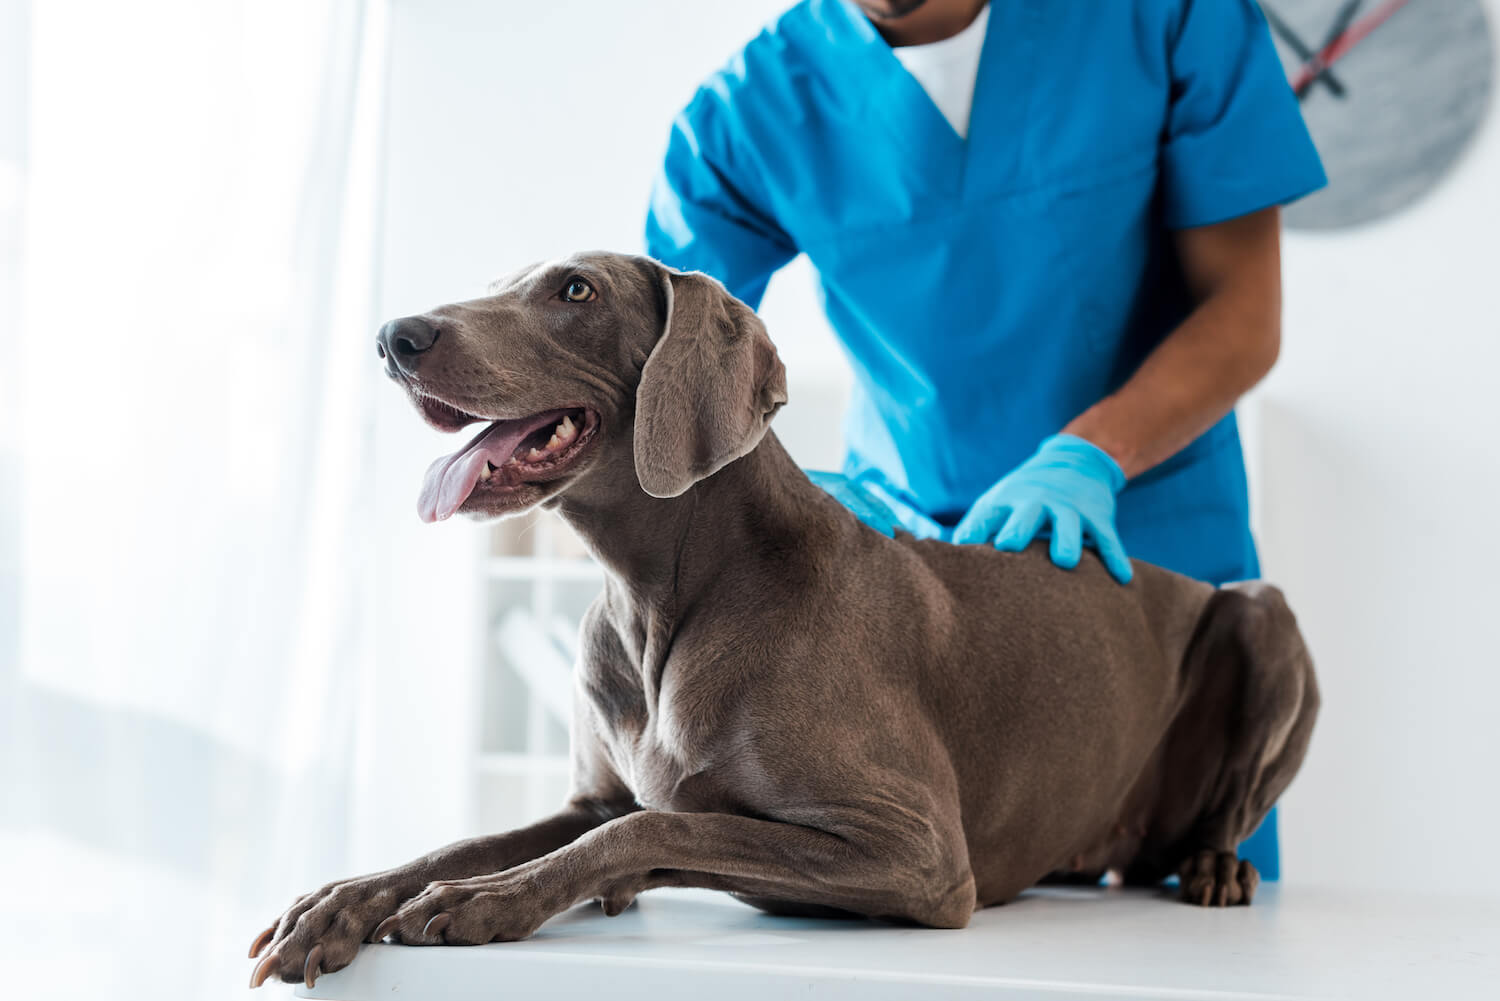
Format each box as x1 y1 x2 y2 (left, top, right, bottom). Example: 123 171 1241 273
1123 582 1319 906
1174 582 1320 907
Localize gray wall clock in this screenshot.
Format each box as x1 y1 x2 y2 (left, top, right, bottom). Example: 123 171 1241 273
1260 0 1495 229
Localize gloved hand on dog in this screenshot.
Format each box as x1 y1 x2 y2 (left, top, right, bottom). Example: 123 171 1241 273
953 434 1133 585
806 470 952 541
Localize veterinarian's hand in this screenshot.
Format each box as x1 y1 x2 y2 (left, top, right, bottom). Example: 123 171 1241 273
806 470 949 540
952 434 1133 584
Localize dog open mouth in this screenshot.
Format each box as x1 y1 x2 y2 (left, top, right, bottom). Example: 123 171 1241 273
417 404 599 522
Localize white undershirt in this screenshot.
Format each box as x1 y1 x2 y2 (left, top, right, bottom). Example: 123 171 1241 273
890 3 990 140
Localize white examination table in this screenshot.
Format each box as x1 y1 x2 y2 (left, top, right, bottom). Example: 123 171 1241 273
296 883 1499 1000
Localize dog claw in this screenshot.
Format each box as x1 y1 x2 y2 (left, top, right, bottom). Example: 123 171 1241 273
371 915 401 943
423 913 451 939
248 925 275 959
303 944 324 988
249 950 280 989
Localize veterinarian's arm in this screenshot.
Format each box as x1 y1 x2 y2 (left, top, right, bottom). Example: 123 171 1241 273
953 208 1282 583
1065 0 1314 477
1062 206 1284 479
645 89 797 309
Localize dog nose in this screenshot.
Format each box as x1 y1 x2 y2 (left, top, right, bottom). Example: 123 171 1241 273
377 316 439 372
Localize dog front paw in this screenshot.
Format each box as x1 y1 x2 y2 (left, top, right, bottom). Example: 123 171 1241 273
377 867 567 945
248 872 417 989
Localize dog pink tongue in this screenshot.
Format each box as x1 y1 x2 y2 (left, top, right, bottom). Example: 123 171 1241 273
417 419 536 523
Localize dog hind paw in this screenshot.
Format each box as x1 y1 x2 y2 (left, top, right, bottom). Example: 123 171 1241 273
1178 850 1258 907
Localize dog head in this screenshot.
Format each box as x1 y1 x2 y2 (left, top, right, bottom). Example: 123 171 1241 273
377 252 786 522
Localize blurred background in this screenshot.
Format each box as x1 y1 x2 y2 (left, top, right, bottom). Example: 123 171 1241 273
1 1 1496 998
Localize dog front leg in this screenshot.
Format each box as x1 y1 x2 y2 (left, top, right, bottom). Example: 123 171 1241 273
386 810 977 944
249 797 633 988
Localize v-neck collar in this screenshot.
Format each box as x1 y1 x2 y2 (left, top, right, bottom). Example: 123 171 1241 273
890 3 990 140
814 0 1038 200
826 0 972 145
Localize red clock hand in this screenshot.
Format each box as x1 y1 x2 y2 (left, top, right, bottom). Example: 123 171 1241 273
1289 0 1411 93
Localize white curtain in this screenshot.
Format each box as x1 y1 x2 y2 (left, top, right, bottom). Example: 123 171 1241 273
2 0 390 996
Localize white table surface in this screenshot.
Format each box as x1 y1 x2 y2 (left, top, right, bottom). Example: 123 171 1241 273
294 883 1500 1000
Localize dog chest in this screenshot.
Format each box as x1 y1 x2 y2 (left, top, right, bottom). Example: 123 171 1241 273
589 688 763 815
602 723 714 813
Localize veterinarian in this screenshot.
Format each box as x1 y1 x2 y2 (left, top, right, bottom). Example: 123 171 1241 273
645 0 1323 878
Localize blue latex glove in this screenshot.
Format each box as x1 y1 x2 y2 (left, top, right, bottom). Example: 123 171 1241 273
805 471 949 541
806 470 902 538
952 434 1133 584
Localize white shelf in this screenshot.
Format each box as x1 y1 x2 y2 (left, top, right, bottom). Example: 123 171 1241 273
491 608 575 719
477 516 595 830
487 556 603 582
477 752 570 775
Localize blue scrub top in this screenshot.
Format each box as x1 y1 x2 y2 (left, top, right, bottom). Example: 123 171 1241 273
646 0 1326 586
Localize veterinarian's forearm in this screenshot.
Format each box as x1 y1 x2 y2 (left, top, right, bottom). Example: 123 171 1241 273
1064 208 1283 479
1062 290 1277 477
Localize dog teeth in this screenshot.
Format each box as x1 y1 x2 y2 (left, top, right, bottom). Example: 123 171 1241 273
478 462 493 481
513 416 581 466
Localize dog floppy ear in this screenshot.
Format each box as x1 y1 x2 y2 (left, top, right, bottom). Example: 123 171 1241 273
633 268 787 498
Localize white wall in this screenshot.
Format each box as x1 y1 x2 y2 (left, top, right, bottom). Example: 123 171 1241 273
1257 0 1500 897
378 0 849 463
380 0 1500 896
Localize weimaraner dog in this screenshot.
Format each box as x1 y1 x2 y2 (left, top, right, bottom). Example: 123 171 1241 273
249 252 1319 989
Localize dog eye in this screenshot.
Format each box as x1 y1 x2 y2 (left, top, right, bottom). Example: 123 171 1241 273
561 277 596 303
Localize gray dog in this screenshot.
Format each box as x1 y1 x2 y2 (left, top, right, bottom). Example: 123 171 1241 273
249 252 1319 990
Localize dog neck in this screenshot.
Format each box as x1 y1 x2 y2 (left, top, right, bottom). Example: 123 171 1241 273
555 432 842 611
